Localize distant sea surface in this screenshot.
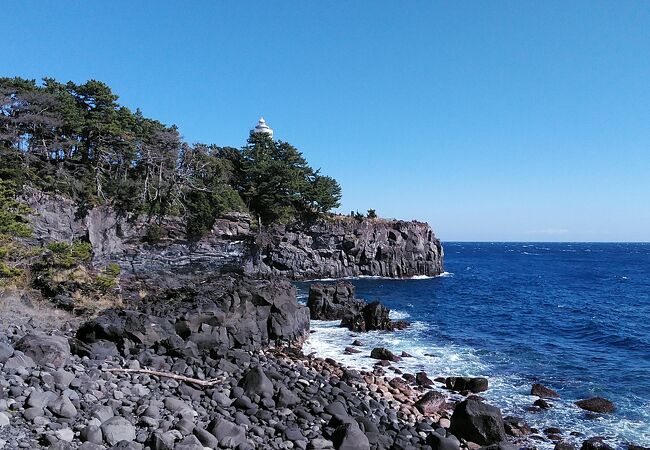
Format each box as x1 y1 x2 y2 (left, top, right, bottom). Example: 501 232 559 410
297 242 650 448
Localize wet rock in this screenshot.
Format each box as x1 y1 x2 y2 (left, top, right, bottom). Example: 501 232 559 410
504 416 532 436
370 347 400 362
445 377 489 393
449 398 506 445
555 441 578 450
416 371 434 386
534 398 551 409
575 398 615 413
307 282 363 320
531 383 560 398
581 437 615 450
479 443 519 450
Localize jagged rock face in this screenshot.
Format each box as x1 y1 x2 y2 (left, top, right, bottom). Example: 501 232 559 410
76 276 310 353
249 218 444 279
307 282 364 320
23 189 444 280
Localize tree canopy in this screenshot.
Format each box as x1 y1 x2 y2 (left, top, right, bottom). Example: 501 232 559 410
0 77 342 234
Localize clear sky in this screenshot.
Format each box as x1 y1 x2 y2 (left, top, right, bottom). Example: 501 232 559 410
5 1 650 242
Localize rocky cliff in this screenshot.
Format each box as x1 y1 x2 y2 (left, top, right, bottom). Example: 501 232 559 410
23 189 444 280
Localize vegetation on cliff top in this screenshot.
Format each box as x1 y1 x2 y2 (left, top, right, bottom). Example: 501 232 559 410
0 76 342 235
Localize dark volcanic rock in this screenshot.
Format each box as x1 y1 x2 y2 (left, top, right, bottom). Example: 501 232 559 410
239 366 274 400
414 390 446 415
77 276 309 353
504 416 532 437
15 332 70 368
575 397 615 413
449 398 506 445
250 218 444 279
370 347 400 362
427 430 461 450
307 282 364 320
341 301 410 332
581 437 615 450
445 376 489 393
531 383 560 398
331 422 370 450
25 189 444 280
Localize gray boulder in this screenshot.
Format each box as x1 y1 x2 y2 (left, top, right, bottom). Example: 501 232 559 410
15 332 70 368
208 418 246 448
101 416 136 446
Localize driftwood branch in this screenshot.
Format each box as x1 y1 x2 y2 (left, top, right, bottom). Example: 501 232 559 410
103 367 223 387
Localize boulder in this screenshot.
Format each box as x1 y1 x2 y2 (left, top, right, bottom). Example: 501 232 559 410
208 418 246 448
48 395 77 418
15 332 70 368
415 390 447 415
341 300 410 332
370 347 399 362
427 431 460 450
581 437 615 450
239 365 274 400
0 342 14 363
101 416 136 446
503 416 532 436
308 282 364 320
449 398 506 445
531 383 560 398
331 422 370 450
445 376 489 393
575 397 615 413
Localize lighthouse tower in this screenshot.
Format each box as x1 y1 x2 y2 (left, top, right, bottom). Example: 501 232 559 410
250 117 273 139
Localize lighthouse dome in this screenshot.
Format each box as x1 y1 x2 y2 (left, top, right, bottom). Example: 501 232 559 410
250 117 273 138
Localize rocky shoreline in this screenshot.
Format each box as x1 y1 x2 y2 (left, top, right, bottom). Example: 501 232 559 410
1 276 639 450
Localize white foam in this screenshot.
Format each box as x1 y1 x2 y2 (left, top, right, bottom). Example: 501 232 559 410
304 320 650 448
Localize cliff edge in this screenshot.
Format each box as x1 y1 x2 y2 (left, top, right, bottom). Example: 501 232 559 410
23 189 444 280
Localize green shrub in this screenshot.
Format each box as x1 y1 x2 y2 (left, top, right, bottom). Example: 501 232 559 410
46 240 92 268
144 224 166 244
94 263 121 292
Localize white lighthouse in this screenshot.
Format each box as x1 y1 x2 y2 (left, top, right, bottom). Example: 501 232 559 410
250 117 273 138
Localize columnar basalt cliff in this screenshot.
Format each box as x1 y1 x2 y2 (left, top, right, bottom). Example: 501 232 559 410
249 218 444 279
23 189 444 280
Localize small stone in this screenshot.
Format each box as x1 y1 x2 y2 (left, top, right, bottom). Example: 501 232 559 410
55 428 74 442
101 416 136 445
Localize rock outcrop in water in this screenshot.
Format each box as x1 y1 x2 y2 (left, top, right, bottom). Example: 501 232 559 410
23 188 444 281
307 281 409 331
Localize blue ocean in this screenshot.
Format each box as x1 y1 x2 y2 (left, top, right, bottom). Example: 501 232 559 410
297 242 650 448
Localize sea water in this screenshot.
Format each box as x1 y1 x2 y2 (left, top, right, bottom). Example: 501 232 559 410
298 242 650 448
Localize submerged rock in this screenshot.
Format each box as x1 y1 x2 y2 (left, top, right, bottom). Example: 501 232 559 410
531 383 560 398
575 397 615 413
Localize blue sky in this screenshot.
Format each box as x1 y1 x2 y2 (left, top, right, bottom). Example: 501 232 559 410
5 1 650 242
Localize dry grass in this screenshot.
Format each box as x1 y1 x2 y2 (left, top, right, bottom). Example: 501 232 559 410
0 287 79 333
